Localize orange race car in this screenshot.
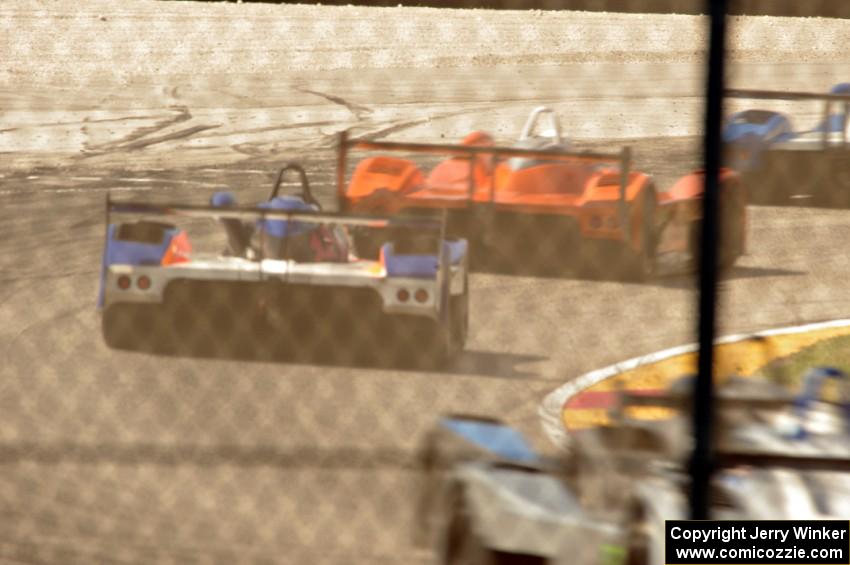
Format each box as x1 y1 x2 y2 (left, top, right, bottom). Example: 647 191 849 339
336 107 747 280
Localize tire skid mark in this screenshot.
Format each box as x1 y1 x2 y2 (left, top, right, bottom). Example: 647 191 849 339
331 108 475 145
294 86 373 119
80 105 193 154
200 119 338 139
231 143 270 158
117 124 220 151
198 168 268 175
0 186 153 196
356 112 468 141
0 114 167 135
355 117 436 142
229 139 329 158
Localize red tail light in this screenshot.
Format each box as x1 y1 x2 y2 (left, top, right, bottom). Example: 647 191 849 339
397 289 410 303
117 275 131 290
414 289 429 303
137 275 151 290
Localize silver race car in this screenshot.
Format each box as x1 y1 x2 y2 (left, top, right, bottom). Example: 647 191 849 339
415 368 850 564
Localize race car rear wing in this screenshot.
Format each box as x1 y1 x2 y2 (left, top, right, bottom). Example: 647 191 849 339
725 88 850 146
725 88 850 102
106 197 446 231
335 131 633 229
105 195 455 284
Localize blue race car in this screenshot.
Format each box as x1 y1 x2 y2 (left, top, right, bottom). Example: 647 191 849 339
723 83 850 206
97 163 469 367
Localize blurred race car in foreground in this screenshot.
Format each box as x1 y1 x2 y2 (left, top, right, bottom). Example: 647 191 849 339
724 83 850 206
337 107 747 279
415 368 850 564
97 164 469 367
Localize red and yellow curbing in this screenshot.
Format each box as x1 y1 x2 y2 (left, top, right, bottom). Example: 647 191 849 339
540 320 850 438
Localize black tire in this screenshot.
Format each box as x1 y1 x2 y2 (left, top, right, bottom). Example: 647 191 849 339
442 492 493 565
719 186 745 272
432 266 469 368
426 325 453 370
442 492 543 565
690 185 745 275
622 190 657 281
414 432 442 549
102 305 134 351
408 271 465 370
493 554 545 565
449 269 470 353
828 154 850 208
623 503 652 565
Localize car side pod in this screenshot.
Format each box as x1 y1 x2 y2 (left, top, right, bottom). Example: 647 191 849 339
381 240 468 279
97 221 185 309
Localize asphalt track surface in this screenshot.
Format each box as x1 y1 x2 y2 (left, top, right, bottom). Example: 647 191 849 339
3 2 850 564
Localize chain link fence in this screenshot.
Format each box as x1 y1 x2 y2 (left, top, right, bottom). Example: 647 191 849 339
1 0 849 563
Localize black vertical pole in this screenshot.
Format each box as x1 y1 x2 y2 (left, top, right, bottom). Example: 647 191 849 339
690 0 727 521
336 131 349 213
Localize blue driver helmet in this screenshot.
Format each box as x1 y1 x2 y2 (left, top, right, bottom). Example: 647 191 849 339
210 191 237 208
257 196 320 239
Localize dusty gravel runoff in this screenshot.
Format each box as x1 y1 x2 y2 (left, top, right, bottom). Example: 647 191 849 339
2 2 850 564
